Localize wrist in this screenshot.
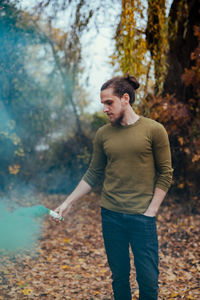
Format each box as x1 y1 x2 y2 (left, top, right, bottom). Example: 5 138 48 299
63 197 74 208
145 207 158 216
62 199 70 210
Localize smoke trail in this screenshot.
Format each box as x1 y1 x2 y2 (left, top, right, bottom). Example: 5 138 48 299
0 203 50 255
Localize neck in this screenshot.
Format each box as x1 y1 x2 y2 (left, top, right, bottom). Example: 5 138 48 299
120 107 139 126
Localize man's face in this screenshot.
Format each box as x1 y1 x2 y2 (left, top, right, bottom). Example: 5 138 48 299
100 88 125 125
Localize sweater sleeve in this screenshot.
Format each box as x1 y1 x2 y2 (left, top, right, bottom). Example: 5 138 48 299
152 123 173 192
82 128 107 187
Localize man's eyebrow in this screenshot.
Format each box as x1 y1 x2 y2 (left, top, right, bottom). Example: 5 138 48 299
102 98 113 102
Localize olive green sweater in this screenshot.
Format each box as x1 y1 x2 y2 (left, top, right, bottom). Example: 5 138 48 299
83 116 173 214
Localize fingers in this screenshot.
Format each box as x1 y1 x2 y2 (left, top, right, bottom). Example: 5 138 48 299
49 207 64 223
52 201 72 222
51 215 63 223
54 207 60 214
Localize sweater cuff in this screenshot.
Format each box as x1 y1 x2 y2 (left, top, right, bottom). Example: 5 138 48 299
82 174 96 188
155 183 170 193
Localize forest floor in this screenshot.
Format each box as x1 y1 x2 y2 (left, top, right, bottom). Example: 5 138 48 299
0 193 199 300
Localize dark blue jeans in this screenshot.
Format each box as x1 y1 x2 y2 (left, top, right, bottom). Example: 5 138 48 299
101 207 159 300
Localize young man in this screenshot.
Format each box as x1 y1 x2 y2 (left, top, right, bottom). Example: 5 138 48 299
55 75 173 300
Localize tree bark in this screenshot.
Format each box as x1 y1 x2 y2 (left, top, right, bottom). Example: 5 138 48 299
146 0 166 94
163 0 200 102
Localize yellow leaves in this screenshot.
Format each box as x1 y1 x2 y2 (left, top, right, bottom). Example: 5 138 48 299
78 258 84 262
133 290 139 298
100 268 107 273
165 267 177 281
192 154 200 162
39 249 44 254
74 264 81 269
46 256 51 262
16 280 26 287
1 195 199 299
170 291 179 298
114 0 148 80
16 281 33 295
14 147 25 157
8 164 20 175
197 265 200 272
62 265 70 270
94 290 100 295
63 237 70 243
184 147 190 155
168 291 198 300
1 129 21 148
178 136 184 146
178 136 200 158
21 288 33 295
145 0 168 92
9 133 21 146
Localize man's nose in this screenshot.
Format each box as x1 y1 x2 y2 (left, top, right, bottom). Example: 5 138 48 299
103 105 109 113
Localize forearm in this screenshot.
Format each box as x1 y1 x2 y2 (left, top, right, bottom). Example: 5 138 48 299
144 187 166 216
55 179 92 217
65 179 91 205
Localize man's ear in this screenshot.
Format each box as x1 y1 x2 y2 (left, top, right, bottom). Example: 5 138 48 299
121 93 130 105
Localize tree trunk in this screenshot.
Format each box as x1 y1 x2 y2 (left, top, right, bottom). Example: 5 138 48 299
146 0 166 94
163 0 199 102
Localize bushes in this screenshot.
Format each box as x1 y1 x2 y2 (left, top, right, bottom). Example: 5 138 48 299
140 94 199 210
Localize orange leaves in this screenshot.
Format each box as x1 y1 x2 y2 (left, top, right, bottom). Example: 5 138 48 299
0 194 199 299
145 92 199 199
178 183 184 189
181 25 200 100
147 94 191 132
178 136 184 146
8 164 20 175
157 205 200 299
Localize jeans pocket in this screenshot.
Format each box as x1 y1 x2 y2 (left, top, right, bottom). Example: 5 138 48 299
140 214 156 221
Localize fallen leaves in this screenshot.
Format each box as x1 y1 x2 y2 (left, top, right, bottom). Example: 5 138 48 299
8 164 20 175
21 288 33 295
0 194 199 299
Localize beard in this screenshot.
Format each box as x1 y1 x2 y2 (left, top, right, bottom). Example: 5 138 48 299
110 110 124 126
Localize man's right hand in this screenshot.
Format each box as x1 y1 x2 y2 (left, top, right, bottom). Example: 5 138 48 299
52 179 92 221
54 198 73 220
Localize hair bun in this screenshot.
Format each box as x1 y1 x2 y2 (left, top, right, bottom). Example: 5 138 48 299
126 75 140 90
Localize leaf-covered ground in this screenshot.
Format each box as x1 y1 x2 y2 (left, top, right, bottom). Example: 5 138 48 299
0 193 199 299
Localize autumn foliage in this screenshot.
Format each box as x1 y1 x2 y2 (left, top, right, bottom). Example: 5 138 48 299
143 25 200 209
113 1 200 209
143 92 199 210
0 194 199 299
0 1 200 299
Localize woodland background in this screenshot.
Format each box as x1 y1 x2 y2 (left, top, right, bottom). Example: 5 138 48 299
0 0 200 299
0 0 199 209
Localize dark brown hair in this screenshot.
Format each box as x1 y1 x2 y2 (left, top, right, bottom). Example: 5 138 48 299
100 75 140 105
